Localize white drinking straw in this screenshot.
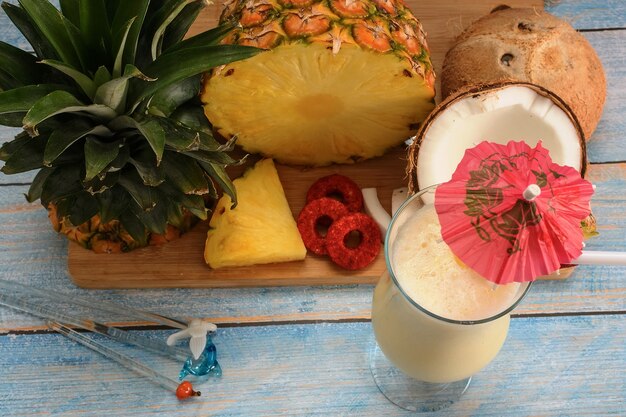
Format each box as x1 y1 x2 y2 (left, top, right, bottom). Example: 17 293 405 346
571 251 626 266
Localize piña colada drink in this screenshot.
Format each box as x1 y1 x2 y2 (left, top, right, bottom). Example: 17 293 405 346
372 187 530 385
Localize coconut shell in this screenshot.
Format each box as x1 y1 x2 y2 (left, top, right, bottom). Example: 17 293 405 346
406 81 587 194
441 7 606 140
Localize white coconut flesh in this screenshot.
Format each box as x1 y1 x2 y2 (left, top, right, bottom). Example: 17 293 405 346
416 86 583 189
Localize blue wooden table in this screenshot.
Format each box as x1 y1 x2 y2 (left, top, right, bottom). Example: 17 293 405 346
1 1 625 415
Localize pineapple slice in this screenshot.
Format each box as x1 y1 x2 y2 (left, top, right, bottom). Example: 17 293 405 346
204 159 306 268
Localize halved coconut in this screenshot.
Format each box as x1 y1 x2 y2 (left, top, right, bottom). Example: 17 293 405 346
408 81 587 192
407 81 588 280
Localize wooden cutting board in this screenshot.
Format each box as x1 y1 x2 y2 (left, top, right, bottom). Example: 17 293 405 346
69 0 545 289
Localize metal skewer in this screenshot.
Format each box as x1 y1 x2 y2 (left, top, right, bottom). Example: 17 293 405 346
0 292 189 361
48 321 200 400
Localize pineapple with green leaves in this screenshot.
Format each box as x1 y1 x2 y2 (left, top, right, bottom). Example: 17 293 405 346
0 0 260 253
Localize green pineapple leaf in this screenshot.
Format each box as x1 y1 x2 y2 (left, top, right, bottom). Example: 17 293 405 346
198 161 237 207
156 116 207 151
158 180 208 220
94 65 153 114
93 66 112 88
0 84 71 126
1 134 45 174
112 17 137 79
26 167 54 203
128 147 166 186
106 144 131 172
1 2 60 60
183 149 239 166
18 0 84 69
96 186 130 224
23 90 117 136
77 0 111 67
83 170 121 195
84 137 122 181
119 210 148 246
148 74 200 118
109 115 165 164
169 103 213 135
165 200 186 229
66 191 100 226
118 169 158 211
110 0 150 73
0 68 22 91
161 0 205 51
0 131 31 161
40 164 83 206
162 22 235 55
40 59 96 98
59 0 80 27
148 0 197 61
0 41 40 87
178 193 208 219
132 199 168 234
43 119 111 165
161 151 209 195
129 44 261 107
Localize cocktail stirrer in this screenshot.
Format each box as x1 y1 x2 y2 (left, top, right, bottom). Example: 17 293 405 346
0 278 187 329
0 292 188 361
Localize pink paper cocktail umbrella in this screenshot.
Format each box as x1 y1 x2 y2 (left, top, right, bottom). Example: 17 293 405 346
434 140 595 284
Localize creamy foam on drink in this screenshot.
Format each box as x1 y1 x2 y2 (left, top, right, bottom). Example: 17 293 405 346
392 206 520 321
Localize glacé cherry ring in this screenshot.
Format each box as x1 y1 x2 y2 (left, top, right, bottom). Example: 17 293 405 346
306 174 363 212
326 213 381 270
297 198 349 256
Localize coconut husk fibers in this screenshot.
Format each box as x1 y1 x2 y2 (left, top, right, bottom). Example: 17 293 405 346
441 7 606 140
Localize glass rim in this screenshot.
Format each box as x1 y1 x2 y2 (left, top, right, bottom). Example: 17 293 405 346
384 184 533 326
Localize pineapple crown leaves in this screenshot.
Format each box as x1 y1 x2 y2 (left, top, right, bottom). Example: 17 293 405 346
0 0 260 242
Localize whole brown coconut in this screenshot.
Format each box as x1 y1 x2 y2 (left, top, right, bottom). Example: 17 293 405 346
441 7 606 140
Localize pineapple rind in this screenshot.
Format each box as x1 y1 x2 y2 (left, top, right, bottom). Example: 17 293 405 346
204 159 306 268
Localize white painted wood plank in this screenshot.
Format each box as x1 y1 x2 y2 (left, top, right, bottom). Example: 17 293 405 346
1 163 624 330
1 316 624 416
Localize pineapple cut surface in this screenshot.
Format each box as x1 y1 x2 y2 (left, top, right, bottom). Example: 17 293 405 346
204 159 306 268
203 44 434 166
203 0 436 166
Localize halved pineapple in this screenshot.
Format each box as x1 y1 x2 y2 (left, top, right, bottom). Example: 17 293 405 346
201 0 436 166
204 159 306 268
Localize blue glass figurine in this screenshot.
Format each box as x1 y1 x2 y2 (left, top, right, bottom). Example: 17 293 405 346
167 319 222 380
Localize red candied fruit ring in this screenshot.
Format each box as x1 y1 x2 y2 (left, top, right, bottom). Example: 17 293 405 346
306 174 363 212
326 213 381 270
297 198 350 255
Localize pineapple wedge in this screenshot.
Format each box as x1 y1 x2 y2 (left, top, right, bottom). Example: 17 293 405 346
205 159 306 268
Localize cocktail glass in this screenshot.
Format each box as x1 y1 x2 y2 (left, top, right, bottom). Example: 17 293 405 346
370 185 531 411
